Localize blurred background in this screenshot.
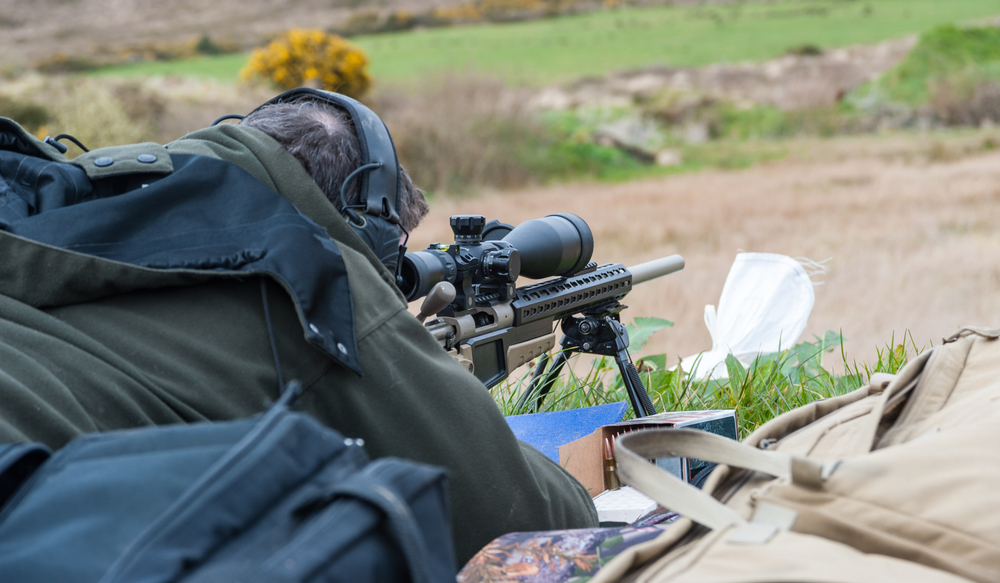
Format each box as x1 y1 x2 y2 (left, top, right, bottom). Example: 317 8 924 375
2 0 998 372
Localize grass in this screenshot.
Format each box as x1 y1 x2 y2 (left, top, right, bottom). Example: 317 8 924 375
865 24 1000 104
520 107 789 185
494 325 922 440
88 53 250 81
90 0 1000 85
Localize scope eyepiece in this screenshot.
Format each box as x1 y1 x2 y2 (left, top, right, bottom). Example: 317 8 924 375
398 249 456 302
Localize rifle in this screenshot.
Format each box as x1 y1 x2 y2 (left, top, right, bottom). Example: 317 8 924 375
399 213 684 417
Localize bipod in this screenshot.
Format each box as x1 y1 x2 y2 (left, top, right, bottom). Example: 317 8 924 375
515 304 658 418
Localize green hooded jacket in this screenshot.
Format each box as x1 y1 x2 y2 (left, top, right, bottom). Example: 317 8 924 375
0 120 598 565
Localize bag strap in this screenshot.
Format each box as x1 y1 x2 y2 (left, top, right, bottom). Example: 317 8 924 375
855 351 932 454
943 326 1000 343
100 384 318 583
615 429 834 531
323 473 433 583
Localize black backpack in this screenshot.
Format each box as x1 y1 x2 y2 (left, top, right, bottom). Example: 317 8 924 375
0 384 456 583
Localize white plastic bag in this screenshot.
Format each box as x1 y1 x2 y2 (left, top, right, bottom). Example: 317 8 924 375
680 253 817 380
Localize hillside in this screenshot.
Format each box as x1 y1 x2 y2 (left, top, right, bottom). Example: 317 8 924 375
0 0 464 68
10 0 1000 79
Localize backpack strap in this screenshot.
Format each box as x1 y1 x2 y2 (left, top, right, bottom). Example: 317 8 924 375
614 429 836 536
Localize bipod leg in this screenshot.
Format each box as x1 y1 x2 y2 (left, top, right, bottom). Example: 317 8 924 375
598 317 657 418
515 350 572 413
614 350 657 418
526 353 551 396
558 310 657 417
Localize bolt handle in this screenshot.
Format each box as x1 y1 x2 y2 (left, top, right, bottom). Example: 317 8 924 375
416 281 457 323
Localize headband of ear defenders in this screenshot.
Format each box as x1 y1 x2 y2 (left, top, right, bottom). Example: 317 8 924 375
247 88 403 229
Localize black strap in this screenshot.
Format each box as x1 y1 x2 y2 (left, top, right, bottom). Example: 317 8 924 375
259 278 286 393
295 469 434 583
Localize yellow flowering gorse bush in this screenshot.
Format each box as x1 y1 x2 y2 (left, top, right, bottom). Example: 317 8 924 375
240 29 371 99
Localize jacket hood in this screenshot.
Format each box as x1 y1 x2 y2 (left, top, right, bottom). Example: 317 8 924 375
168 125 404 302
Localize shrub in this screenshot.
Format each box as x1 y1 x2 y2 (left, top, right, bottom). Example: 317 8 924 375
122 41 192 62
929 75 1000 127
430 3 483 25
528 110 650 179
0 74 284 149
0 95 50 134
240 29 371 99
34 53 101 74
785 43 823 57
382 10 418 32
195 34 225 56
338 9 420 36
41 81 155 153
373 75 539 194
340 10 382 35
479 0 547 22
879 25 1000 104
111 82 168 136
92 36 243 68
374 76 698 194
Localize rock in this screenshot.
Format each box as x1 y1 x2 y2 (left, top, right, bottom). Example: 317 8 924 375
531 88 573 110
533 36 918 112
593 116 666 162
655 149 682 166
682 122 710 144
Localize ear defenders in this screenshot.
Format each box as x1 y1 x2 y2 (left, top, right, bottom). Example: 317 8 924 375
244 88 407 277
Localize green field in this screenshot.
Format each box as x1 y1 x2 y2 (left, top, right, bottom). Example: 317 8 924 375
93 0 1000 86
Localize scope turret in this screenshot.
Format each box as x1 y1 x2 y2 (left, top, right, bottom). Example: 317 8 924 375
451 215 486 244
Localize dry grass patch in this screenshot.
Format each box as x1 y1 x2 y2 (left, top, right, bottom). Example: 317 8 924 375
409 130 1000 371
373 75 542 194
0 74 275 150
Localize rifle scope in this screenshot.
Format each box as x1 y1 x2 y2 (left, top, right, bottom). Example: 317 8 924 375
398 213 594 303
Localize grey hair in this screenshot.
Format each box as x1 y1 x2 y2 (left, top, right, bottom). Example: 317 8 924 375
240 100 428 233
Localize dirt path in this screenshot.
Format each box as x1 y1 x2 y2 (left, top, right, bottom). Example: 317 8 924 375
409 131 1000 371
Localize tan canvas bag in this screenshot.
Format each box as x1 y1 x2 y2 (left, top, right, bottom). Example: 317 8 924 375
592 327 1000 583
586 429 972 583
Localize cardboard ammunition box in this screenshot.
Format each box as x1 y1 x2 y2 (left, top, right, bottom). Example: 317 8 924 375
558 409 738 497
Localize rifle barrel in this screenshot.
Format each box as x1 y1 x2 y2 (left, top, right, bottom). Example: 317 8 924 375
628 254 685 285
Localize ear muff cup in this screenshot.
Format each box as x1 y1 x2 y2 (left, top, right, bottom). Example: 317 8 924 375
352 216 403 273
